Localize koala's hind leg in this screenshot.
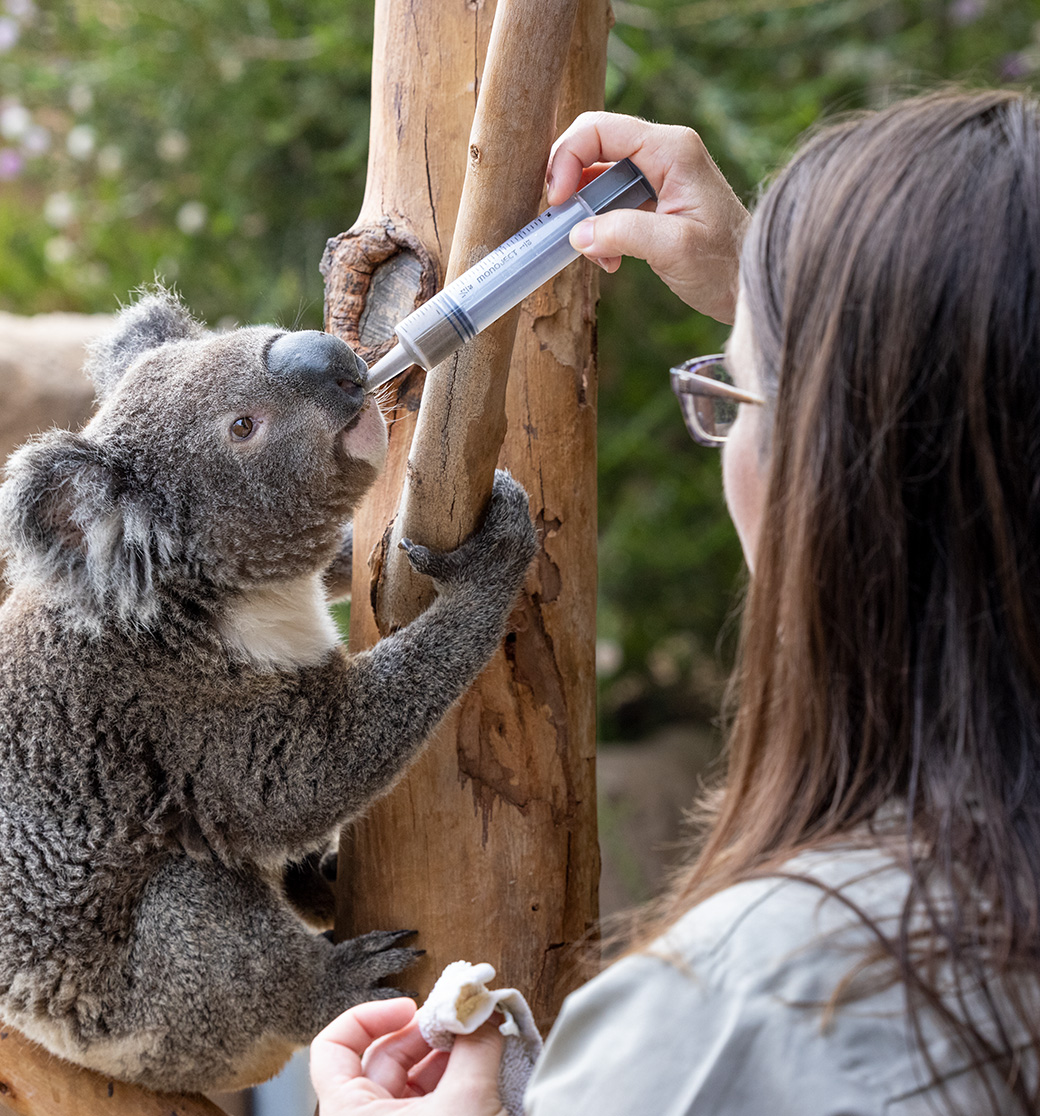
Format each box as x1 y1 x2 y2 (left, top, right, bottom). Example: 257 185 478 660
113 856 417 1093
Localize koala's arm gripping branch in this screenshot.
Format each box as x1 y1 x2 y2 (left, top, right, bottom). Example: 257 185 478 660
183 475 534 857
191 588 518 855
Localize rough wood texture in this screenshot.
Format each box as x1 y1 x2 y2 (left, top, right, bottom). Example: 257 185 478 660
326 0 611 1030
377 0 582 627
0 1026 227 1116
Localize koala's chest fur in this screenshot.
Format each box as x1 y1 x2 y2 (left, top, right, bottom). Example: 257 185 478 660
216 572 340 670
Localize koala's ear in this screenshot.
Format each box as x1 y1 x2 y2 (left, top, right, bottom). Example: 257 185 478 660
85 287 205 401
0 431 171 625
0 430 107 570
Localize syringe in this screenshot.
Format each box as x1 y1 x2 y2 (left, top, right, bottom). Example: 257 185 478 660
365 158 656 392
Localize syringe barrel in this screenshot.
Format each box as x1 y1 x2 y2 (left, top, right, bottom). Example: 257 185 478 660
390 158 655 373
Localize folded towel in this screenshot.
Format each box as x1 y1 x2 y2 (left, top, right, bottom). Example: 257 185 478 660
415 960 542 1116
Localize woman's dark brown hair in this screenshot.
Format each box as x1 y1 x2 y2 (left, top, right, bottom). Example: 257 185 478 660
653 90 1040 1110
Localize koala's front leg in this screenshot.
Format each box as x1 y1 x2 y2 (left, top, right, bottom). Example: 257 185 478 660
329 469 538 813
192 470 536 856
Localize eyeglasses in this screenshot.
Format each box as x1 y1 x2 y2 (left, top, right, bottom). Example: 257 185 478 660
669 354 766 447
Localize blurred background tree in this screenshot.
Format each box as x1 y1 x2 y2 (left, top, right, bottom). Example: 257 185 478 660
1 0 1037 740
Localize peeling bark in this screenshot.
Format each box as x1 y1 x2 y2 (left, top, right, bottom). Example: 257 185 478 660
325 0 609 1028
320 218 438 365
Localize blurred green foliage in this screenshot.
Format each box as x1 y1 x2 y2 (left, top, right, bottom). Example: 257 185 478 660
0 0 374 323
0 0 1036 737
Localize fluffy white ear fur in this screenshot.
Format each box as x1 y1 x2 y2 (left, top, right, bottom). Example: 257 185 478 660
0 430 172 628
85 288 204 402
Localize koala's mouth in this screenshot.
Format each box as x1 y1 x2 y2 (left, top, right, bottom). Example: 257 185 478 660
338 397 388 470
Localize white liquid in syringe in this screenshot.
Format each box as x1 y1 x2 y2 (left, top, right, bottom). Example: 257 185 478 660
366 158 655 391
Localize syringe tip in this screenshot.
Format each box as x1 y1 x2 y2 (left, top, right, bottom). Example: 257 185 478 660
365 344 415 392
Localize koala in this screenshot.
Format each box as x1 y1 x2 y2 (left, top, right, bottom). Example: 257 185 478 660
0 290 536 1093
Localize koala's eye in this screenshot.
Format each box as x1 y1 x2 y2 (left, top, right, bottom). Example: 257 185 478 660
230 417 254 440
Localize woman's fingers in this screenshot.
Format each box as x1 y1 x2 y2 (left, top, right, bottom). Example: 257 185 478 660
405 1048 452 1096
547 111 748 321
548 112 672 202
362 1018 440 1096
311 998 419 1096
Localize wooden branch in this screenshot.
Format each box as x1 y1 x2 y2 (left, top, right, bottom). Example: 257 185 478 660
326 0 609 1029
377 0 583 630
0 1025 226 1116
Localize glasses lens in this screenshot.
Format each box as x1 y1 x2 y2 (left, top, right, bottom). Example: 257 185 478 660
676 360 739 444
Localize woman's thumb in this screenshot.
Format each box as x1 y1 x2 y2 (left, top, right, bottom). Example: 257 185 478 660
569 207 682 272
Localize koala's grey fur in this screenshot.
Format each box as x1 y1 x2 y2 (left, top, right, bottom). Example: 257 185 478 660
0 289 536 1092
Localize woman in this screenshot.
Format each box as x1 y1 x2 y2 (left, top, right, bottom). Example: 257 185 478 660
311 90 1040 1114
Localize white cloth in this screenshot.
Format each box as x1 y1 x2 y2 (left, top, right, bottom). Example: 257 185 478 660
416 960 542 1116
525 847 1036 1115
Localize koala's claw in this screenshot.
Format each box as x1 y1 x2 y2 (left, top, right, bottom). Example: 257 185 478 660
399 537 435 577
398 470 536 592
330 929 421 990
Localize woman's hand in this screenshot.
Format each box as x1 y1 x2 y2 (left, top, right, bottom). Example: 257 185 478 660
547 111 750 323
311 998 508 1116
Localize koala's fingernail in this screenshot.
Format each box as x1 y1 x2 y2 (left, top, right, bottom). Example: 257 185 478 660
571 220 595 251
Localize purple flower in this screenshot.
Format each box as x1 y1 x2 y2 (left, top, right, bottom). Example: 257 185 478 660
1000 53 1033 81
950 0 985 25
0 16 19 50
0 147 23 179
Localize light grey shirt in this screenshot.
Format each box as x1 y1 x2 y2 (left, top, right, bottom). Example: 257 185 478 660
525 847 1029 1114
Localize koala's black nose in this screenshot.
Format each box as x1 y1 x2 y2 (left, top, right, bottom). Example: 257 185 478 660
266 331 366 416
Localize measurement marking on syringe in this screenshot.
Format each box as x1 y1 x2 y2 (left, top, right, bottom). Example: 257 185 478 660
441 296 477 343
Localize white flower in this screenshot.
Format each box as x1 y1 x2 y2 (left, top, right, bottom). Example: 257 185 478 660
0 17 19 51
595 638 623 677
68 83 93 114
176 200 207 235
66 124 96 161
21 123 50 155
5 0 37 21
157 130 189 163
0 101 29 139
44 236 74 265
97 144 123 176
43 191 75 228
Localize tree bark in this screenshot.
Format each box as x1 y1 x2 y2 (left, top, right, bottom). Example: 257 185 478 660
0 1027 226 1116
325 0 611 1029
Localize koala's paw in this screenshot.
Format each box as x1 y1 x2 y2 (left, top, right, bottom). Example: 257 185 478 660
400 470 536 594
330 928 422 992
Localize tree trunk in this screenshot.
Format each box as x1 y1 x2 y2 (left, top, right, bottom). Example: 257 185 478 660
324 0 611 1029
0 1028 226 1116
